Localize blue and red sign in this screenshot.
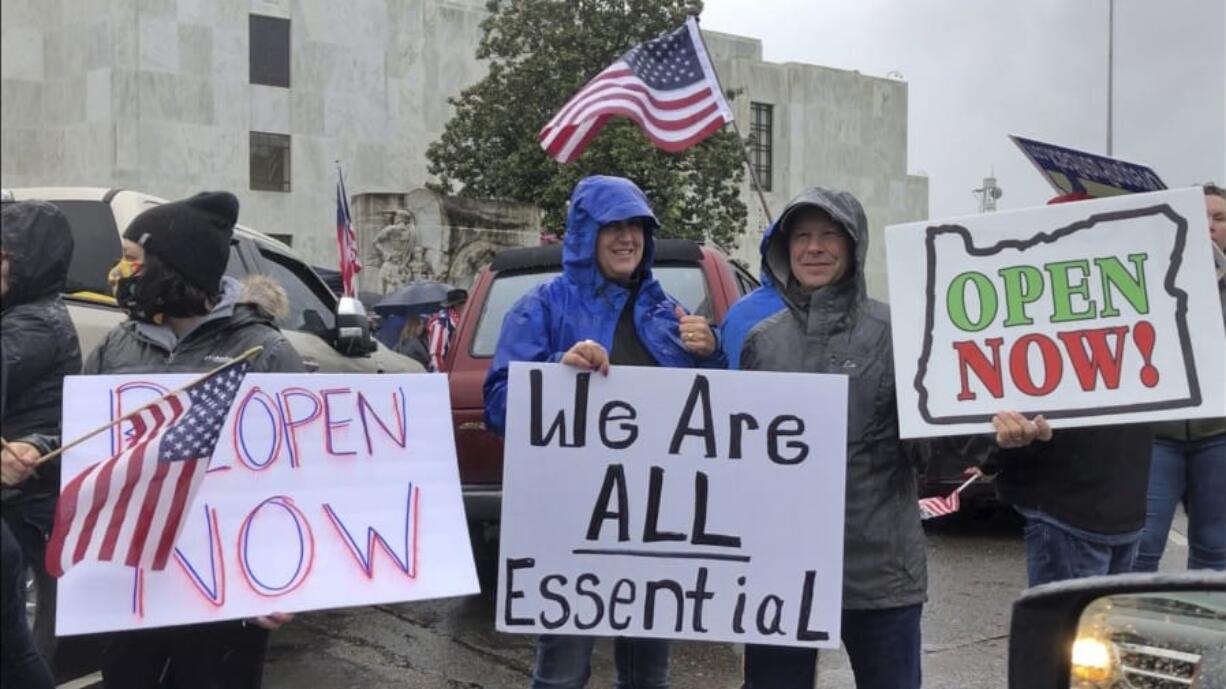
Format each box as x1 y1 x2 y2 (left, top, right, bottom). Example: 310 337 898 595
1011 135 1166 198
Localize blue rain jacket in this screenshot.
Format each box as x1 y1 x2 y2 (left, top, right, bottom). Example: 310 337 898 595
483 176 726 435
721 218 785 369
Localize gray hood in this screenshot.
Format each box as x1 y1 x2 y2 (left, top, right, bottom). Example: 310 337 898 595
763 187 869 332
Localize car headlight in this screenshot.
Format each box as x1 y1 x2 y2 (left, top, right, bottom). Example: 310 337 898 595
1071 636 1115 685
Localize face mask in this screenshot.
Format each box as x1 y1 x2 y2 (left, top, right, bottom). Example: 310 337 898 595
107 258 163 324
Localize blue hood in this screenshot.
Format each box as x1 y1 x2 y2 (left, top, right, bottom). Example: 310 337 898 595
756 218 778 288
482 175 725 435
563 176 659 290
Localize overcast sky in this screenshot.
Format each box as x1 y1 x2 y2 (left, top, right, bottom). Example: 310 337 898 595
700 0 1226 220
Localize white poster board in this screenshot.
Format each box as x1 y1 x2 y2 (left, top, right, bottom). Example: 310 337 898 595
57 373 478 635
496 364 848 648
886 188 1226 438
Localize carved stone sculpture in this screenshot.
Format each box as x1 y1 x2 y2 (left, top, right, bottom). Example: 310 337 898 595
372 209 417 293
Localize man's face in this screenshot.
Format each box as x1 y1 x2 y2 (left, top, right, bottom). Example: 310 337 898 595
596 218 645 281
788 210 852 290
1206 193 1226 251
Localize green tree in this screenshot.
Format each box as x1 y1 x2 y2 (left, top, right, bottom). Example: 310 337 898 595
426 0 748 250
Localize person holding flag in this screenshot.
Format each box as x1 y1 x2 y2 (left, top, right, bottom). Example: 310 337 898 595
78 191 304 689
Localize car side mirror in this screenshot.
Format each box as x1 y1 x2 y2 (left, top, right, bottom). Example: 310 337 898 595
334 296 377 357
1008 572 1226 689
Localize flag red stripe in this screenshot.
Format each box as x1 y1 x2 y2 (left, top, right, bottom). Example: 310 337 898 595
45 461 102 577
122 396 187 567
95 399 170 561
546 74 715 132
546 67 634 126
552 113 725 163
124 454 173 568
548 95 719 141
639 116 726 153
549 116 611 163
99 404 169 560
70 454 120 564
151 458 202 570
98 442 151 561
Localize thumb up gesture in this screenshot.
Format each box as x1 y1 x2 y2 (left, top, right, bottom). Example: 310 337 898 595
675 305 715 358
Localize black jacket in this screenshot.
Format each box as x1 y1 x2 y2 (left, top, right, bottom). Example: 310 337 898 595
1 201 83 497
993 424 1153 534
84 278 305 376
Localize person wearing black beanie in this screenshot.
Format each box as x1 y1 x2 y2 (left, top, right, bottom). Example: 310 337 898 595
122 191 238 296
86 190 304 689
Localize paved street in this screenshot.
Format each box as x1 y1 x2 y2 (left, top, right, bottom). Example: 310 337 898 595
56 507 1192 689
261 511 1030 689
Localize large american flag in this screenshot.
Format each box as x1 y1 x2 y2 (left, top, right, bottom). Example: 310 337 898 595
336 166 363 297
45 360 250 578
539 17 733 163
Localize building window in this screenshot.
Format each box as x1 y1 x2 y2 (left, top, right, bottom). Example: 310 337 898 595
250 132 291 192
749 102 773 192
249 14 290 87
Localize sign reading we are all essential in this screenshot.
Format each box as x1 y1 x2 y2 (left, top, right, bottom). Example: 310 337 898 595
886 188 1226 438
57 373 478 635
497 363 848 648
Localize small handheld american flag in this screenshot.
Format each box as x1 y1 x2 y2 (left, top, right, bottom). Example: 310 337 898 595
46 357 252 577
918 474 980 521
539 17 733 163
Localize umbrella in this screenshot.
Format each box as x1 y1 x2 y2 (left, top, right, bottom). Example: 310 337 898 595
375 280 455 318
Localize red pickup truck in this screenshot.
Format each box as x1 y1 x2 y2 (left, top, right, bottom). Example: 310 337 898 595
440 239 758 578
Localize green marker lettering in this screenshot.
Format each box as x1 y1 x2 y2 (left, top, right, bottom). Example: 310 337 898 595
947 271 998 332
997 265 1045 327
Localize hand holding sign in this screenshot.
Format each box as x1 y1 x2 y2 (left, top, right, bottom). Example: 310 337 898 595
991 410 1053 449
562 340 611 375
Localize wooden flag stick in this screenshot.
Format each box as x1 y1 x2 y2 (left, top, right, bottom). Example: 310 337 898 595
30 346 264 468
952 473 981 495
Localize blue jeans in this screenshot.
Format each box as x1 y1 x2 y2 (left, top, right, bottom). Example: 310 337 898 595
1134 435 1226 572
532 635 669 689
1021 512 1140 586
742 604 923 689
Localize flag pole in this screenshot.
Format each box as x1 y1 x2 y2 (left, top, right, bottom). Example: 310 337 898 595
29 346 264 468
689 12 773 225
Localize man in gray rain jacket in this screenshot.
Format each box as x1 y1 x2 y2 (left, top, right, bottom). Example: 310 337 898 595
739 188 926 689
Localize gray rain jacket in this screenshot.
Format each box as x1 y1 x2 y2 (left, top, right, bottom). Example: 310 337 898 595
84 277 305 376
741 188 926 611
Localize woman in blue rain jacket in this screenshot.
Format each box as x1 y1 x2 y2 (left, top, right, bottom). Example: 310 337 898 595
483 175 723 689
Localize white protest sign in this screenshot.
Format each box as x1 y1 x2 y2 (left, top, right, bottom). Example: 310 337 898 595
497 363 848 648
886 188 1226 438
57 373 478 635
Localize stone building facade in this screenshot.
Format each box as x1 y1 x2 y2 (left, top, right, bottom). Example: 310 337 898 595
1 0 926 299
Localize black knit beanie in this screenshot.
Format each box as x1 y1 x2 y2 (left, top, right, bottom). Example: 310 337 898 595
123 191 238 294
